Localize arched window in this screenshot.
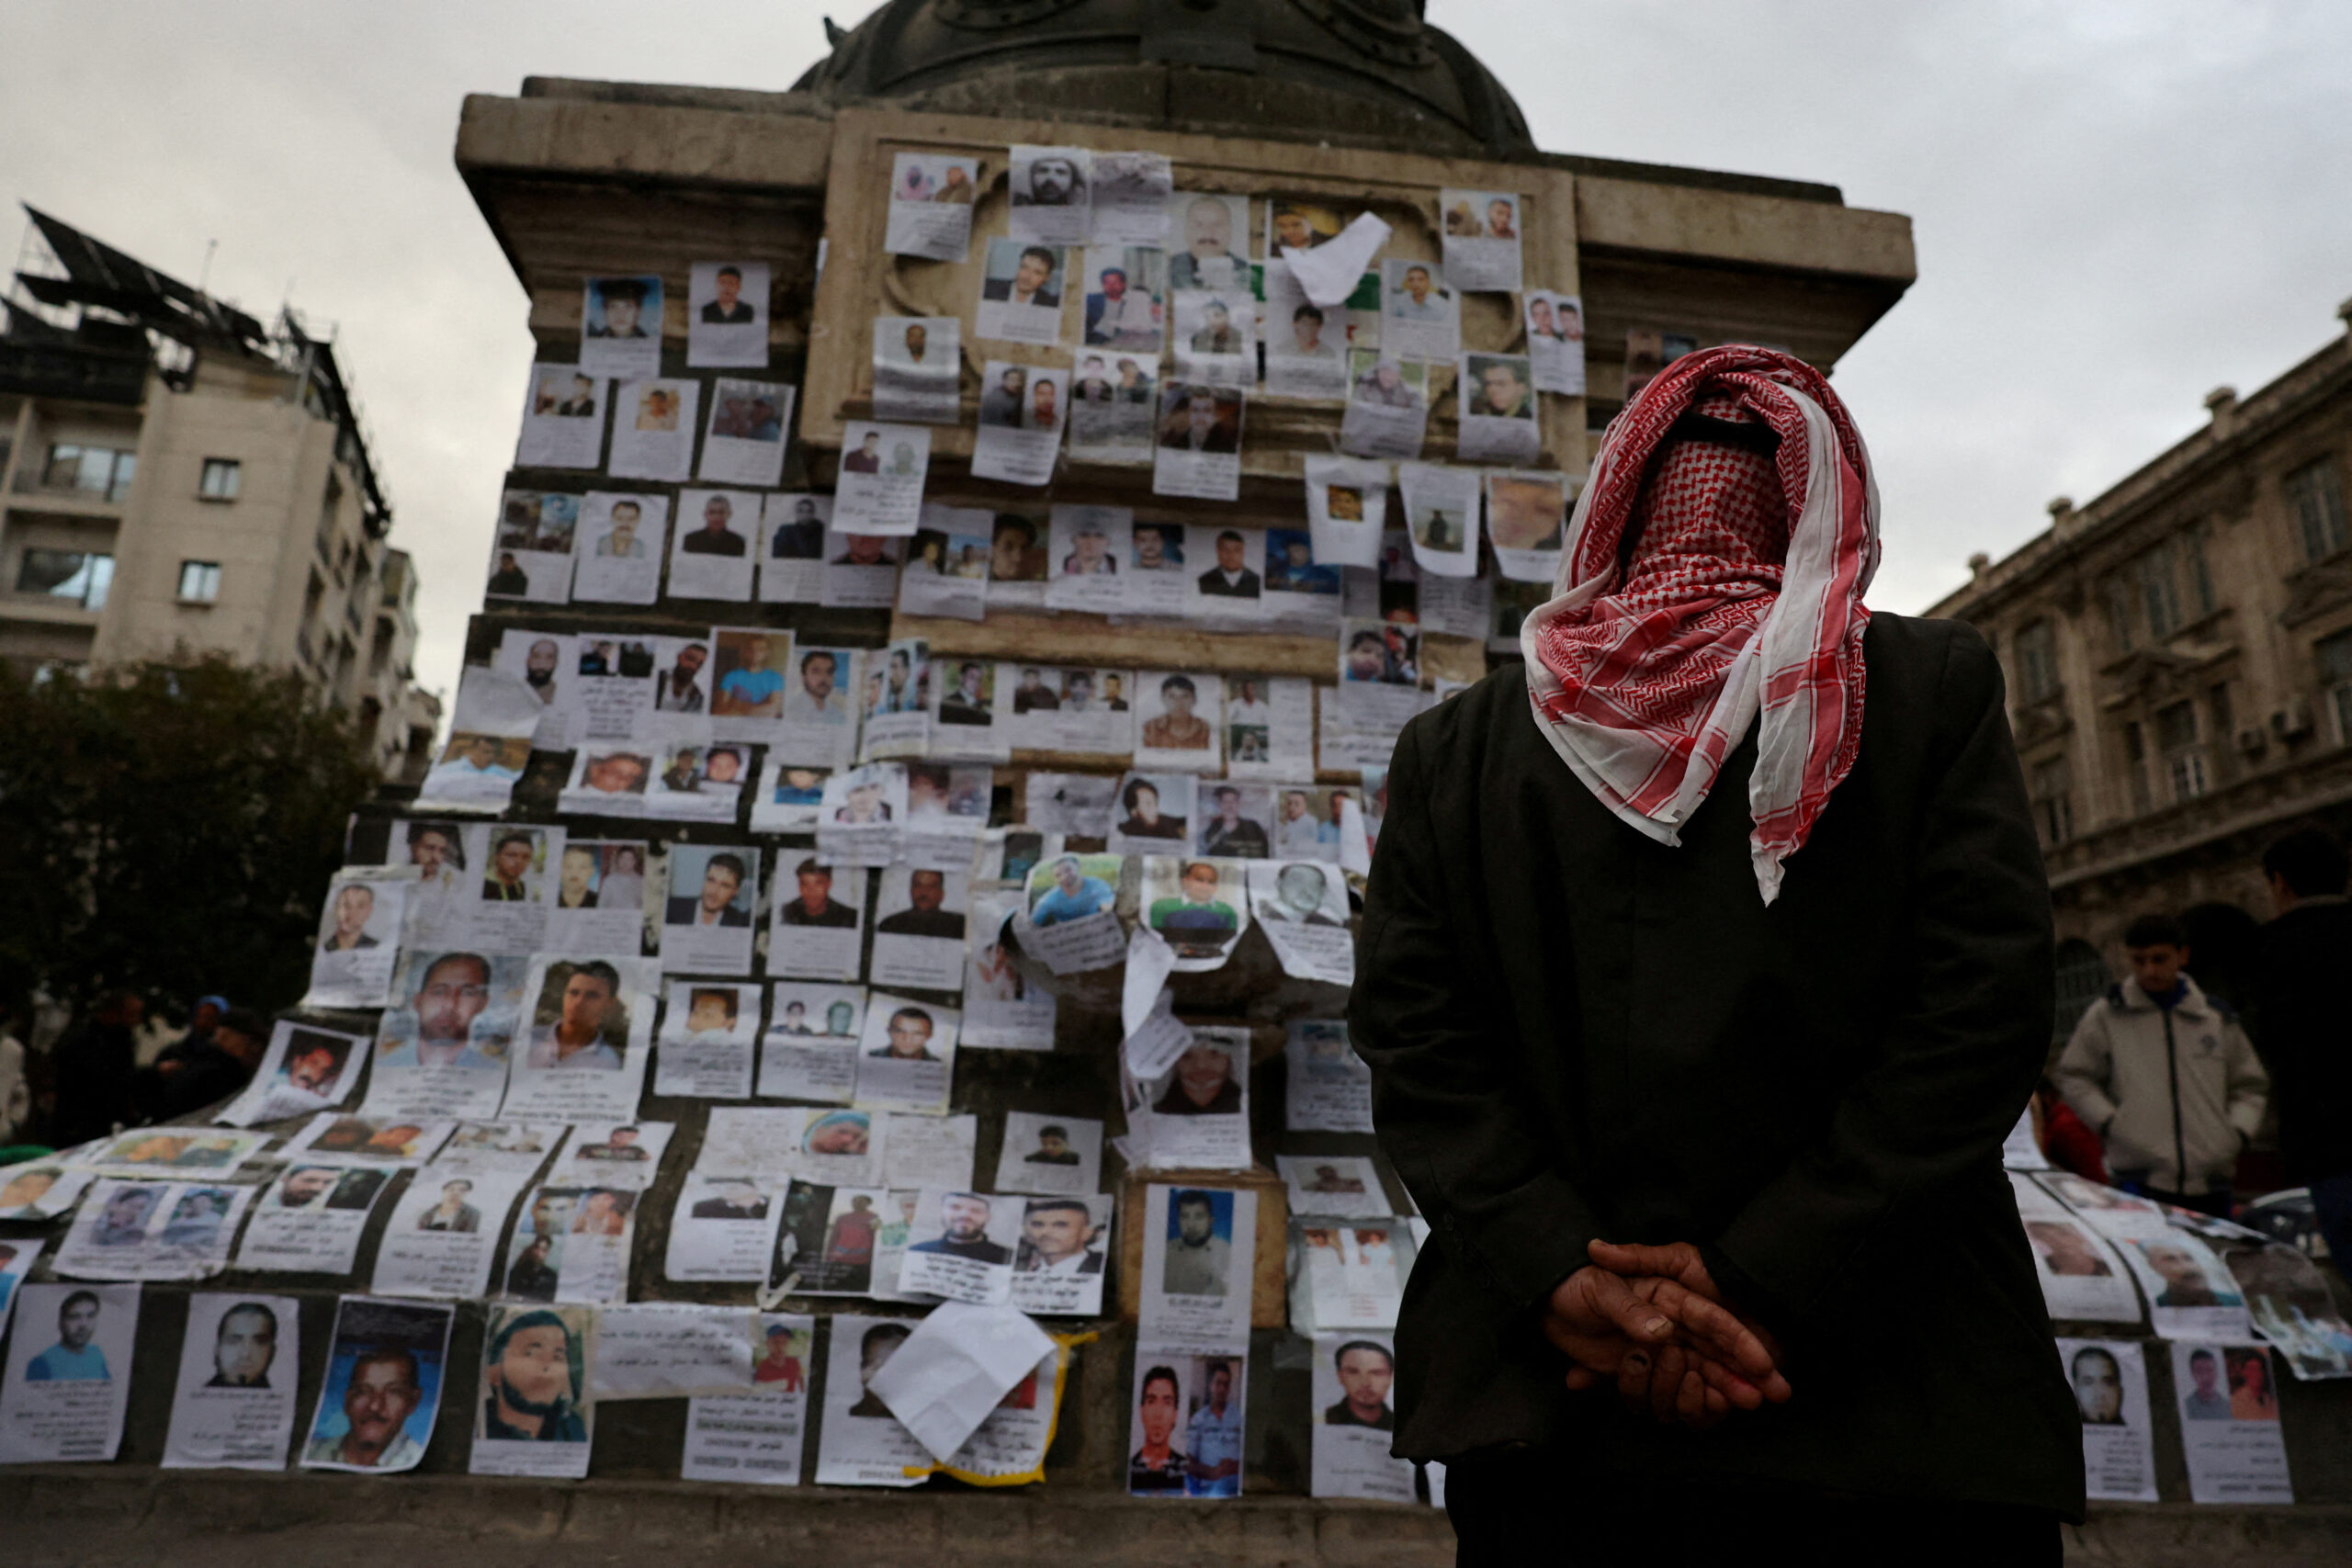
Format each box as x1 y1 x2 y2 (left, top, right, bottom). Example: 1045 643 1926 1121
2052 939 2109 1044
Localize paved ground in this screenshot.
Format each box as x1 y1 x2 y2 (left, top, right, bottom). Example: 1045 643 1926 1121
17 1470 2352 1566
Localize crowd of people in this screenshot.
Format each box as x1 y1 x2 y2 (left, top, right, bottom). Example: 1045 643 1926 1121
0 992 266 1154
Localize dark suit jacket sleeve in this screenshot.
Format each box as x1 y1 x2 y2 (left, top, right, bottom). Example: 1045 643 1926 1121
1711 626 2054 1326
1351 716 1604 1321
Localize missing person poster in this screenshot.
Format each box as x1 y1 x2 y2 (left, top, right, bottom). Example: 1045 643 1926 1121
1281 1156 1389 1221
2055 1338 2159 1503
1304 455 1390 570
760 982 865 1102
2171 1341 2293 1504
819 761 909 867
1262 259 1350 399
976 238 1069 346
548 840 651 955
972 359 1069 487
868 864 970 993
762 492 831 603
1152 382 1244 502
895 1189 1021 1305
1285 1020 1373 1134
1381 258 1460 361
571 491 669 605
778 643 864 763
552 1122 673 1190
886 152 978 261
580 275 662 378
661 845 762 976
1398 461 1482 579
303 867 412 1009
1140 858 1250 975
1009 1195 1111 1318
485 489 579 606
609 376 701 483
1438 189 1523 292
1089 151 1172 244
1250 860 1354 986
0 1282 141 1464
816 1315 932 1487
514 365 607 469
372 1168 532 1301
299 1295 452 1473
1138 1187 1255 1351
873 316 961 423
1130 1030 1252 1168
771 856 866 983
854 995 960 1117
667 488 762 601
682 1314 814 1484
163 1292 301 1471
470 1303 595 1478
1486 469 1568 583
218 1019 372 1127
1045 502 1132 615
965 891 1059 1050
2009 1172 2143 1324
1525 290 1587 395
901 510 993 622
664 1173 786 1284
773 1182 889 1296
994 1112 1102 1198
502 954 661 1123
1341 352 1431 461
687 260 770 368
51 1179 252 1282
1127 1350 1247 1498
1458 353 1540 464
1009 145 1092 243
656 979 763 1100
500 1186 639 1306
1310 1331 1412 1501
234 1163 393 1276
835 423 930 536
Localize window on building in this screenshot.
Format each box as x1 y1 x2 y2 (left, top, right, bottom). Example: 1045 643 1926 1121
2123 720 2151 815
2030 754 2074 846
2287 457 2350 563
177 560 222 603
198 457 241 500
2053 939 2110 1043
2015 620 2060 703
2136 542 2182 640
317 472 344 556
40 443 137 502
16 547 114 609
2156 699 2206 801
2184 525 2218 618
2101 577 2134 654
2208 682 2234 748
2320 629 2352 744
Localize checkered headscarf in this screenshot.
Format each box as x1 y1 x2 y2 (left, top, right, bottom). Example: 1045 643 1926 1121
1519 345 1879 903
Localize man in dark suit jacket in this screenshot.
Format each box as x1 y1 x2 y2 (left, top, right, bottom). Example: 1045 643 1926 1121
700 265 755 323
1196 530 1261 597
665 852 752 929
981 246 1060 309
1352 349 2080 1562
2251 822 2352 1264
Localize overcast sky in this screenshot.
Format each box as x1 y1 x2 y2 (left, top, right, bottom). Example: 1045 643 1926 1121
4 2 2346 705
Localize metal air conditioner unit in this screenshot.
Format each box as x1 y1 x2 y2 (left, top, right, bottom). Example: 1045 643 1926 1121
2272 700 2314 739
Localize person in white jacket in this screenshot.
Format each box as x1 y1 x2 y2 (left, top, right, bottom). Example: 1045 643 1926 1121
2055 912 2268 1217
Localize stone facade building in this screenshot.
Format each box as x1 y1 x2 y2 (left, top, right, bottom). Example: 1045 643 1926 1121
1927 298 2352 1027
0 207 440 779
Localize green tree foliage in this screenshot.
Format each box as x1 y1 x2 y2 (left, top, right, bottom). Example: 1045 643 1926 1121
0 655 380 1020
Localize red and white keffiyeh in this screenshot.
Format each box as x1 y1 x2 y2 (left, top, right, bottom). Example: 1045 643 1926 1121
1520 345 1879 904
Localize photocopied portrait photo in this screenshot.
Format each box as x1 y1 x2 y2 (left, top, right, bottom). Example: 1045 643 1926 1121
162 1292 303 1472
661 844 761 976
687 260 770 369
471 1303 594 1478
299 1295 453 1474
580 274 662 378
886 152 979 262
0 1282 142 1465
977 237 1069 347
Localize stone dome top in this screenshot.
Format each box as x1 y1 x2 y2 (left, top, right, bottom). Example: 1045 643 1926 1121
793 0 1537 159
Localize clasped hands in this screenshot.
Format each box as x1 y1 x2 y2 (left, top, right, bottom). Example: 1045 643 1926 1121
1543 1240 1792 1432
